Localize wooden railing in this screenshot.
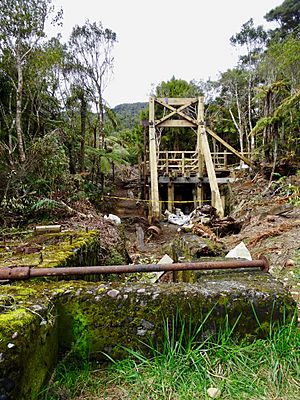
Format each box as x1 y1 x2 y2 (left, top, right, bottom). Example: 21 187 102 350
154 151 250 176
157 151 198 175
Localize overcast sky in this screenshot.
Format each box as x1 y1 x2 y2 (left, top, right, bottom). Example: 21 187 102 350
51 0 283 107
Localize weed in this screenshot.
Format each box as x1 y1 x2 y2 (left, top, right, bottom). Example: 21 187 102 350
40 313 300 400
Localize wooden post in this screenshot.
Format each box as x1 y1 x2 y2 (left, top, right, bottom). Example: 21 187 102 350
224 152 228 169
166 152 169 174
196 184 203 206
197 99 204 182
149 97 160 219
181 152 185 175
167 183 174 212
197 97 224 218
196 97 204 206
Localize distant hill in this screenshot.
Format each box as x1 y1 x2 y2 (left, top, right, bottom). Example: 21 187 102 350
113 102 148 129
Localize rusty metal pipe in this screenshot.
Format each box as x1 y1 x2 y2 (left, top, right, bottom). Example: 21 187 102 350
0 256 269 281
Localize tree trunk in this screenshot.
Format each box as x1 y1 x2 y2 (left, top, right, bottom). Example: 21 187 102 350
263 90 273 163
98 94 105 149
248 75 255 158
229 108 244 155
79 94 87 173
16 49 26 163
91 125 97 184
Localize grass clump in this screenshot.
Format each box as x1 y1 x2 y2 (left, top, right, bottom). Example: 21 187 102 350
41 318 300 400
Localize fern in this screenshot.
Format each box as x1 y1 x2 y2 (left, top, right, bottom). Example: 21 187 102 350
31 198 63 212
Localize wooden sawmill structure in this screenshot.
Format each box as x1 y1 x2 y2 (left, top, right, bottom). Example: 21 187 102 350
145 96 253 219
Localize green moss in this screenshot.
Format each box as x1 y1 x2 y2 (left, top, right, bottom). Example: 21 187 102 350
0 308 33 342
0 302 58 400
0 229 129 280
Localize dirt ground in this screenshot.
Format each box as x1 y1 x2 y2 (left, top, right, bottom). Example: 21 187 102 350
106 170 300 316
115 172 299 269
47 168 299 313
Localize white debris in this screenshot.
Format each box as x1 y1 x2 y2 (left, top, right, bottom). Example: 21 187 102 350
207 387 221 399
234 162 250 170
225 241 252 261
149 254 174 283
104 214 121 224
164 209 190 226
165 205 216 226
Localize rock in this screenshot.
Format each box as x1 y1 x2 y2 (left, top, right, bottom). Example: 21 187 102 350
137 327 147 336
284 259 296 269
2 378 15 392
107 289 120 298
175 233 222 258
207 387 221 398
136 224 145 250
266 215 277 222
141 319 154 330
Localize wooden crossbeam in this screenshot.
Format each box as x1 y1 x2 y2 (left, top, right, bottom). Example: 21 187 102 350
206 127 254 167
155 98 198 127
155 110 177 125
158 120 197 127
156 98 198 106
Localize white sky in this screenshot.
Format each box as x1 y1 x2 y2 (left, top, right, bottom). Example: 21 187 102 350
50 0 283 107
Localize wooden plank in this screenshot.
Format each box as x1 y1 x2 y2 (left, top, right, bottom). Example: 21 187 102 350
149 97 160 219
175 109 198 125
197 96 204 179
157 120 197 127
158 151 195 155
155 110 177 125
197 97 224 218
156 98 197 106
206 127 254 167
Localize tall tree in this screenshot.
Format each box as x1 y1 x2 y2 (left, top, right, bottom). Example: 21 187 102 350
0 0 62 163
265 0 300 38
253 34 300 162
230 19 267 156
68 21 116 149
215 68 249 155
155 76 201 98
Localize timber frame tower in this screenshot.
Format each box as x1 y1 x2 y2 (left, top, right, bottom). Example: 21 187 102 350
146 96 252 220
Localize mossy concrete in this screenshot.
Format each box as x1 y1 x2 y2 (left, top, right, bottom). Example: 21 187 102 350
0 229 130 272
173 233 224 261
0 271 297 399
0 284 58 400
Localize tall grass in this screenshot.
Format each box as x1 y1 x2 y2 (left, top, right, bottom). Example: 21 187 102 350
41 316 300 400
